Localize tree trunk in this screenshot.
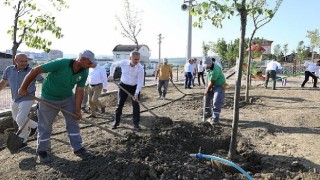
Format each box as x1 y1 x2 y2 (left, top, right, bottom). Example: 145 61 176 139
245 32 255 102
228 1 247 160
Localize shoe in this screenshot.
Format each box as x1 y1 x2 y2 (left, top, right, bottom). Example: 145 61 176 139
29 127 37 137
86 114 97 118
204 112 212 118
313 86 319 88
133 125 141 131
101 106 106 113
157 95 162 99
37 151 51 164
19 143 28 151
188 87 192 89
74 147 92 158
112 124 118 129
301 85 304 88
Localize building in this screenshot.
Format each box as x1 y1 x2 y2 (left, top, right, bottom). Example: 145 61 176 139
261 39 273 55
48 50 63 60
0 52 13 75
112 44 150 64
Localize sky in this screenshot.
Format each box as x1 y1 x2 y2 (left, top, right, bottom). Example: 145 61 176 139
0 0 320 59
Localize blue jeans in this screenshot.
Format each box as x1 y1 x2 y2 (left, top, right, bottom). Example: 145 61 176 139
205 85 225 122
184 72 192 88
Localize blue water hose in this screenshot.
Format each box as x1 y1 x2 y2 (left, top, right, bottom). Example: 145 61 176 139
190 153 253 180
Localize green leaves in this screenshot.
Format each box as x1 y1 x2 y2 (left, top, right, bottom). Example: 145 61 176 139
3 0 68 54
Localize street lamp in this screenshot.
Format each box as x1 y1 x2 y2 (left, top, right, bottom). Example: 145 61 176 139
181 0 197 63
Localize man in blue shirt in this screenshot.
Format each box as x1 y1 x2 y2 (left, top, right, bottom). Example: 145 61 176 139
0 53 43 150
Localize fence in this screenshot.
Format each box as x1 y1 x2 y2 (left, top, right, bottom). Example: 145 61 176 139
0 83 42 111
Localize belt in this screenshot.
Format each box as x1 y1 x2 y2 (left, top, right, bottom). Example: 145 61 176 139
90 83 102 87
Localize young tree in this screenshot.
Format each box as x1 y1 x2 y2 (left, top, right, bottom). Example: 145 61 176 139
296 41 309 66
115 0 142 49
273 44 282 61
283 43 288 61
191 0 249 159
244 0 282 102
306 29 320 62
4 0 68 64
202 41 210 57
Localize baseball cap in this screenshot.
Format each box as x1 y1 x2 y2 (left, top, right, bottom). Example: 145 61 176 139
203 56 212 66
163 58 168 63
79 50 97 64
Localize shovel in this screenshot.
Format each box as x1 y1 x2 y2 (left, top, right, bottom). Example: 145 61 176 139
114 83 166 120
7 116 31 154
29 95 123 137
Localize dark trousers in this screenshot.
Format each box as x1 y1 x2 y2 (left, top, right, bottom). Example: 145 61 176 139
184 72 192 88
198 72 205 85
302 71 317 87
265 70 276 90
115 83 140 126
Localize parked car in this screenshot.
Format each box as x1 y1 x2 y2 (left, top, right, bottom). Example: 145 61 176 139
144 66 156 76
103 62 122 79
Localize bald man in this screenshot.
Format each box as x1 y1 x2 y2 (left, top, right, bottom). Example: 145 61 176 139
0 53 43 150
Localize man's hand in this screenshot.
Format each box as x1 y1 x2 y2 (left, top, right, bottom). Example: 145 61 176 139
132 95 139 102
74 110 82 120
108 76 114 82
18 88 28 96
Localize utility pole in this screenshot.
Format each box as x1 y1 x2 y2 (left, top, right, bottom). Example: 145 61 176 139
181 0 196 63
158 34 164 63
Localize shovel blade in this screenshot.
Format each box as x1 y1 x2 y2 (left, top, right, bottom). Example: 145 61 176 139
7 132 24 154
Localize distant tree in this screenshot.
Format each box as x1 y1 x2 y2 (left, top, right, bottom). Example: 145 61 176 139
283 43 288 61
116 0 142 49
273 44 282 61
226 39 240 66
296 41 308 65
306 29 320 62
4 0 68 64
201 41 210 57
213 38 228 61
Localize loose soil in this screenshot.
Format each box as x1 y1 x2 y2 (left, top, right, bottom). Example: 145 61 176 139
0 76 320 179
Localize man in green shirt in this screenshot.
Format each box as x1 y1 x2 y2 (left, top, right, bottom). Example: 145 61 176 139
19 50 96 163
204 57 226 125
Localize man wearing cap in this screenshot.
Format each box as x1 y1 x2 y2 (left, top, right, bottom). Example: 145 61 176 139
18 50 97 163
203 56 226 125
108 51 144 130
155 58 173 100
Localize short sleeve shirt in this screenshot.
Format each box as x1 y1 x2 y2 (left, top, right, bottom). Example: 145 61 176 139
41 58 88 101
206 64 226 86
2 65 43 103
157 64 172 80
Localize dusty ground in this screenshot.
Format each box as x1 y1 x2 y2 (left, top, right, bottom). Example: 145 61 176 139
0 76 320 179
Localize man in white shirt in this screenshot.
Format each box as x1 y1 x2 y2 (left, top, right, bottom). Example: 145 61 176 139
86 63 108 118
264 59 282 90
197 60 205 86
108 51 144 130
301 60 320 88
183 59 194 89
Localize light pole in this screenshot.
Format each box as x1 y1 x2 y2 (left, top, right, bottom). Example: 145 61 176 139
181 0 196 63
158 34 164 63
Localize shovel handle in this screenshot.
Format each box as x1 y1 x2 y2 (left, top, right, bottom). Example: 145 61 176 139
28 95 122 137
114 82 159 118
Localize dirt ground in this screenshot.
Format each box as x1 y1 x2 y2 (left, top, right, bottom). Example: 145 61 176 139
0 76 320 179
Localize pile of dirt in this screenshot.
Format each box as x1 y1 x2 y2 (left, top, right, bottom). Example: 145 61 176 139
0 82 319 179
